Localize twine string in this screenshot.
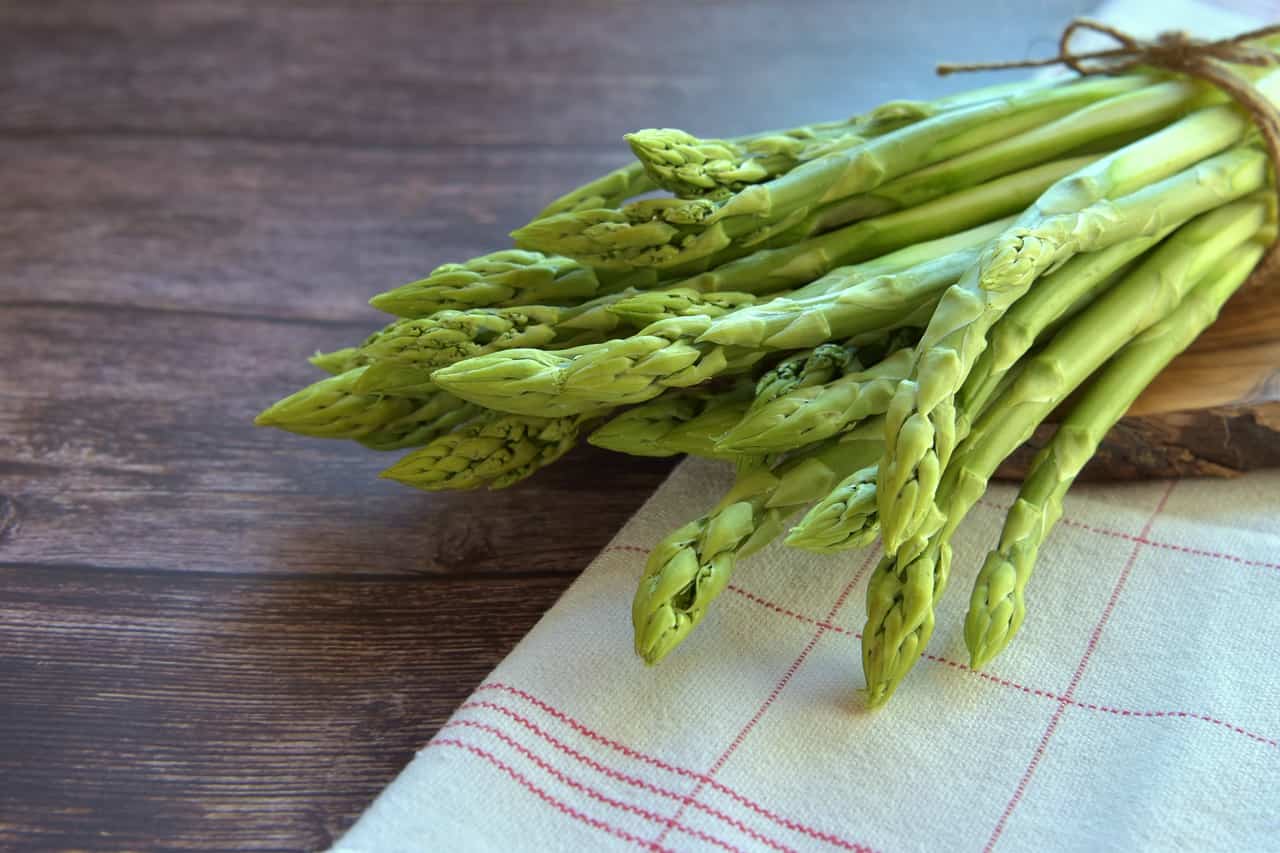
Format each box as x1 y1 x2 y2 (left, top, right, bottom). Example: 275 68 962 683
938 17 1280 285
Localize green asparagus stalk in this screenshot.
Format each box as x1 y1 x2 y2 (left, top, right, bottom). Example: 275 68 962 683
659 156 1063 299
667 209 1013 307
515 76 1148 269
749 342 863 410
784 464 880 553
717 348 915 453
587 381 755 458
355 292 632 393
862 198 1268 706
255 367 426 439
625 74 1105 201
634 422 885 663
534 162 658 219
431 171 1075 417
358 397 485 452
844 78 1213 215
529 80 1059 218
514 135 1101 274
956 227 1174 419
380 409 601 491
965 243 1264 669
625 128 820 200
368 250 661 319
310 347 365 375
607 288 764 328
877 141 1272 554
694 226 1001 349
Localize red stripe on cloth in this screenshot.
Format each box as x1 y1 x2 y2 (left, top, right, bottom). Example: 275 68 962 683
1069 703 1278 748
973 498 1280 573
446 711 797 852
984 480 1178 852
920 653 1278 748
430 730 744 852
472 682 867 848
427 738 675 852
725 584 851 634
724 569 1279 749
651 549 882 851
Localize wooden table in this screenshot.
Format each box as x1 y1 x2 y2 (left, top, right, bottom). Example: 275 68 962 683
0 2 1093 848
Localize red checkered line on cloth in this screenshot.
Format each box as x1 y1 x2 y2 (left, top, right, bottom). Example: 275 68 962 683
470 682 873 850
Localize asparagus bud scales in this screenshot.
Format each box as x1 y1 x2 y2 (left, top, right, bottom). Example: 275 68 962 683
717 348 914 453
381 410 596 492
254 367 421 439
634 430 885 664
785 464 880 553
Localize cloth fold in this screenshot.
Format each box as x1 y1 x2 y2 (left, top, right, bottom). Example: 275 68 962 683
335 2 1278 849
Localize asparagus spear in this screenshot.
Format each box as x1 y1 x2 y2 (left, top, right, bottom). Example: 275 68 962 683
310 347 364 375
380 409 600 491
255 367 426 439
965 243 1265 669
784 464 880 553
607 288 763 328
514 76 1147 269
529 78 1060 217
372 151 1030 325
877 142 1272 554
626 119 910 201
431 158 1087 416
862 198 1268 706
355 292 632 394
634 422 885 663
358 397 485 452
664 206 1015 306
428 229 976 418
368 250 659 318
534 162 658 219
844 78 1213 215
621 77 1085 200
717 348 915 453
587 381 756 458
662 156 1056 300
749 342 863 410
626 128 818 200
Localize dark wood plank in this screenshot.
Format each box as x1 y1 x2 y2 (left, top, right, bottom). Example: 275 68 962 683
0 137 626 318
0 305 673 574
0 0 1093 149
0 565 567 851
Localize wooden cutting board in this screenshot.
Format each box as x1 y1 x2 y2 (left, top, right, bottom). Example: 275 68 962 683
996 277 1280 480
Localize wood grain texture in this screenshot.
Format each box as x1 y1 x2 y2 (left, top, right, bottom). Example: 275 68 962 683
0 565 571 851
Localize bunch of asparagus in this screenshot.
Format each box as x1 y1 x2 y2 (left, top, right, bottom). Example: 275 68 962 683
257 57 1278 706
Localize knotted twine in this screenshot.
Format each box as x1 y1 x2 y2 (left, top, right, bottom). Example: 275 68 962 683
938 17 1280 286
